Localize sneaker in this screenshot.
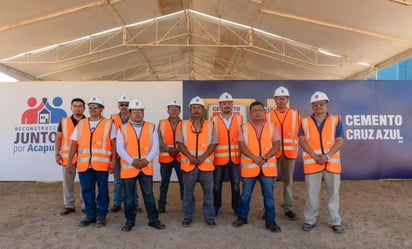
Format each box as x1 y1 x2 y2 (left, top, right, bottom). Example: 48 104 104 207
285 210 298 220
331 225 345 234
302 223 316 232
205 219 216 228
265 221 282 233
95 217 106 228
79 217 96 227
60 208 75 216
232 218 248 227
121 221 135 232
181 218 192 227
110 206 121 213
158 207 166 214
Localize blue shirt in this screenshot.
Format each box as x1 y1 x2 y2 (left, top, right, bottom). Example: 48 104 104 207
298 113 344 138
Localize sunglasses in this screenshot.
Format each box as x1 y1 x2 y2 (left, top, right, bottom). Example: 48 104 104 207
88 105 103 109
119 103 129 107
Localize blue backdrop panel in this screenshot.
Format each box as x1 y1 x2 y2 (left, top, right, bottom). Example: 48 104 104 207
182 80 412 180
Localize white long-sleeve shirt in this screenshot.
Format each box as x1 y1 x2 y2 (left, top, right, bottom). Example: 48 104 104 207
116 123 159 164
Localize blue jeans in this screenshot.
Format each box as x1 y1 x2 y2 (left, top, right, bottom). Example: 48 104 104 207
158 159 184 209
123 173 159 222
182 167 214 220
213 162 241 214
113 158 139 207
239 173 276 222
79 169 109 220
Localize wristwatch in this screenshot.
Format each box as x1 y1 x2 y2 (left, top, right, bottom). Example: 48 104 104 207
262 156 268 162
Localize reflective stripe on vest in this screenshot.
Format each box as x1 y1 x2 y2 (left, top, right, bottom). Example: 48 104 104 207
240 122 277 178
76 118 112 172
267 109 300 159
158 119 182 163
213 114 241 165
301 115 341 174
60 118 76 166
180 120 214 172
120 122 154 179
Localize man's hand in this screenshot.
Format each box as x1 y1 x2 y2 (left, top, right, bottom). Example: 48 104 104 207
109 161 116 174
55 154 62 165
67 164 76 174
167 147 179 157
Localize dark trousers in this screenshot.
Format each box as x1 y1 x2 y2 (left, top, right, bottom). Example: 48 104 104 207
213 162 241 214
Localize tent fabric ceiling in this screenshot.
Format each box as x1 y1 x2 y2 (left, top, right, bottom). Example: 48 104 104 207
0 0 411 81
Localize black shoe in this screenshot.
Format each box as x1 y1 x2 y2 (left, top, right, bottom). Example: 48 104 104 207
266 221 282 233
158 207 166 213
285 210 298 220
110 206 122 213
121 221 135 232
205 219 216 228
79 217 96 227
60 208 75 216
181 218 192 227
331 225 345 234
148 220 166 230
136 207 143 213
95 217 106 228
232 218 248 227
302 223 316 232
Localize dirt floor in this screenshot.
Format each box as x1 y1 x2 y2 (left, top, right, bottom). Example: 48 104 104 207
0 180 411 249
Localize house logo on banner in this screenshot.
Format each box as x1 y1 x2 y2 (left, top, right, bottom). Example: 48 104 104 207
13 97 67 154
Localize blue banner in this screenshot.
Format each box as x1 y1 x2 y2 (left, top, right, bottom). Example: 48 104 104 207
183 80 412 180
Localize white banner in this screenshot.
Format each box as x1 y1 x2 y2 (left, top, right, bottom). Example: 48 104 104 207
1 81 183 181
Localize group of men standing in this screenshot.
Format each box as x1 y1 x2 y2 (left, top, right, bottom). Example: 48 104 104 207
54 86 345 234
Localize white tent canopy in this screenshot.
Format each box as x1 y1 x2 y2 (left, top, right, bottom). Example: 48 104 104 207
0 0 411 81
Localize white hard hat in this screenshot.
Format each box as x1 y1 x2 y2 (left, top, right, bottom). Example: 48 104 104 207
189 96 205 107
87 96 105 107
219 92 233 102
117 94 130 103
128 98 145 110
273 86 290 97
310 91 329 103
167 99 181 108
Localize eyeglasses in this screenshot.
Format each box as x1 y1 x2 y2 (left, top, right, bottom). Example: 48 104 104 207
168 106 180 110
251 108 265 113
119 103 129 107
131 110 144 114
88 105 103 110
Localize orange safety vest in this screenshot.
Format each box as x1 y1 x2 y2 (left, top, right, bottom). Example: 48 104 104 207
120 122 155 179
180 120 214 172
267 109 300 159
76 118 113 173
241 122 277 178
59 117 76 166
212 114 242 165
301 115 342 174
111 113 129 129
158 119 182 163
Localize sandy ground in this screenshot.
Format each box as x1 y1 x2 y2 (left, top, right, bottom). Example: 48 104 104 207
0 180 411 249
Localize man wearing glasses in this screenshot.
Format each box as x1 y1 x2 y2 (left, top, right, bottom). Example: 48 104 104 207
299 91 345 234
157 99 184 213
116 98 166 232
109 95 142 214
68 96 117 228
177 96 218 228
232 101 282 233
